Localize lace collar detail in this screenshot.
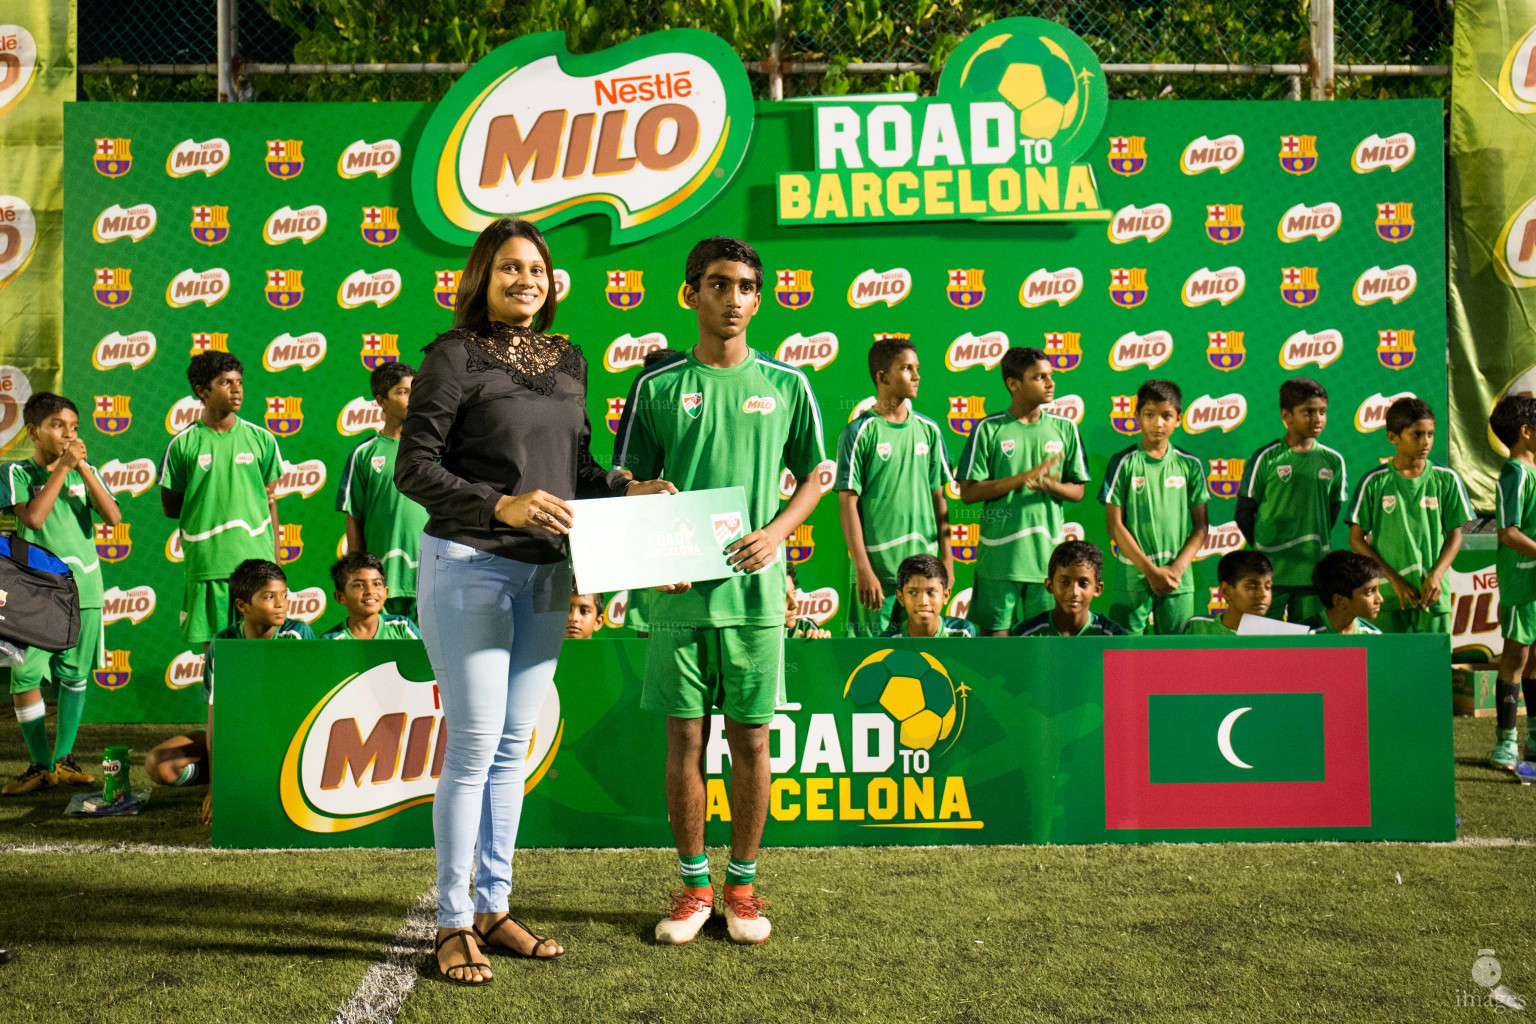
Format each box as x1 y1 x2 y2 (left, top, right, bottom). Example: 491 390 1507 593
446 321 585 395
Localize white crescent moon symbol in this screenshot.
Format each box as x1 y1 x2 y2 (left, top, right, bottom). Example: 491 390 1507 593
1217 707 1254 769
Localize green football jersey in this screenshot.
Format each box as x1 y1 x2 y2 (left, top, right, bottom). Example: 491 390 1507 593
1098 444 1209 594
204 618 315 702
1496 458 1536 607
615 347 826 628
2 460 106 609
159 419 283 582
835 409 951 586
336 434 428 597
957 410 1089 583
1303 614 1383 635
1348 462 1473 612
1238 440 1348 587
878 615 977 638
1183 615 1238 636
1011 610 1127 637
320 613 421 640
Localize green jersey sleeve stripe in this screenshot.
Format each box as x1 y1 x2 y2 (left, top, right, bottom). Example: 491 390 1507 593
4 462 25 508
1099 447 1132 504
1349 466 1388 523
613 355 685 471
911 413 954 484
960 415 1003 479
1242 442 1282 499
159 425 194 488
1498 465 1520 528
755 355 827 460
337 439 370 515
1317 441 1349 500
838 414 877 492
1436 466 1475 522
1052 415 1089 481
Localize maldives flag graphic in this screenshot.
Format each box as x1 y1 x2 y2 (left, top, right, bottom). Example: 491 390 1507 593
1103 647 1370 830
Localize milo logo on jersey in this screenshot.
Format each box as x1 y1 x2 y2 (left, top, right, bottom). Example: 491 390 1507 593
1108 267 1146 308
949 523 979 564
266 139 304 179
93 650 132 691
93 267 131 307
266 269 304 309
786 525 816 564
1043 332 1081 371
1110 395 1140 435
1375 202 1414 243
775 269 814 308
1206 331 1245 371
92 396 132 436
94 137 132 177
92 522 131 563
361 206 400 246
1107 136 1146 176
1206 457 1244 499
361 333 400 370
265 397 304 437
434 270 461 309
947 396 987 436
277 524 304 565
947 268 985 308
1279 134 1318 175
190 205 230 245
1204 204 1244 244
1377 329 1416 369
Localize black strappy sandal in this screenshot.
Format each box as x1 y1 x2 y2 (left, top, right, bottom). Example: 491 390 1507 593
474 914 566 960
435 928 494 986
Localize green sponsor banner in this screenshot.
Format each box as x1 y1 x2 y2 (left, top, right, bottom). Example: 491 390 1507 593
211 635 1452 849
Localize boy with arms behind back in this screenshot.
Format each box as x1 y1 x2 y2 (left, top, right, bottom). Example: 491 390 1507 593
1487 396 1536 771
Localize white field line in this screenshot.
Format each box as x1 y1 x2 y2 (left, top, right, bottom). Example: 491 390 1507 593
333 886 437 1024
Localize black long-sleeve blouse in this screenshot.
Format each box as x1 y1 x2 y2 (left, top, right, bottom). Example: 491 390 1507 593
395 321 629 564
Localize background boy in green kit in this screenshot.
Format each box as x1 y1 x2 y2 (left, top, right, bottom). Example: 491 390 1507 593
614 236 826 947
319 552 421 640
1010 541 1127 636
1347 398 1472 634
1099 379 1210 635
1183 550 1273 635
160 351 283 644
879 553 977 638
1 394 122 795
1305 551 1384 635
1236 377 1348 623
958 346 1088 636
1487 396 1536 771
338 361 428 619
836 335 953 636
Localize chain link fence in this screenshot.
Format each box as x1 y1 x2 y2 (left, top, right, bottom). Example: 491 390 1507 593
78 0 1450 103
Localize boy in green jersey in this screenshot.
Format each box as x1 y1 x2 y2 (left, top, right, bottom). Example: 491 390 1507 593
145 559 314 824
879 554 977 638
1183 551 1273 636
1487 396 1536 770
1304 551 1384 635
160 351 283 645
1236 378 1348 623
319 552 422 640
1347 398 1472 634
0 394 122 795
338 361 428 620
785 562 830 638
1011 541 1128 637
836 336 953 636
567 590 601 639
624 349 676 640
958 347 1088 635
614 237 826 947
1099 379 1210 635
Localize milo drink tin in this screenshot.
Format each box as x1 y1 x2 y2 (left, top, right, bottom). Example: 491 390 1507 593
102 745 130 804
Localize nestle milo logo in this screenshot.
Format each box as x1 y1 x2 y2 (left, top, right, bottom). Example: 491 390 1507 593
413 29 753 245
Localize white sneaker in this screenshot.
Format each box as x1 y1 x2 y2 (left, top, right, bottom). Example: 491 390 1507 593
655 891 713 945
723 889 771 945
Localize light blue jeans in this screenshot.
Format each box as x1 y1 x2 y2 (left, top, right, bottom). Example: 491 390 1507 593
417 532 571 928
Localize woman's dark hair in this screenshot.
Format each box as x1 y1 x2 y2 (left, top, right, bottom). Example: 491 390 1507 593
454 218 557 334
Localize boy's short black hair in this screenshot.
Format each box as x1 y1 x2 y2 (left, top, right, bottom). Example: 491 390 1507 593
369 361 416 400
330 551 386 592
896 553 949 590
1136 378 1183 414
22 392 78 427
1217 549 1274 587
869 336 917 384
1000 346 1049 385
1279 377 1327 411
785 560 799 588
1312 551 1381 611
1048 540 1104 583
188 351 243 396
684 236 763 291
641 347 674 368
1490 394 1536 448
230 558 287 611
1385 396 1434 436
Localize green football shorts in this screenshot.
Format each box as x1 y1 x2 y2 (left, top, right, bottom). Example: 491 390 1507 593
1502 599 1536 646
845 589 899 638
1108 564 1194 636
970 578 1053 632
10 607 103 692
1376 608 1450 635
180 579 234 643
643 623 785 726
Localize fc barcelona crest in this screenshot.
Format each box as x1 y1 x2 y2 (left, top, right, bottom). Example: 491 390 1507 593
93 395 131 435
775 269 814 309
266 139 304 179
947 395 987 436
93 650 132 690
605 397 626 434
946 268 986 308
1279 134 1318 175
191 331 229 356
190 205 229 245
1111 395 1140 436
1375 202 1414 243
1206 331 1246 372
94 138 132 177
1377 329 1416 370
1108 136 1146 176
786 525 815 564
1206 457 1245 499
949 523 979 564
276 523 303 564
361 206 400 246
264 396 304 436
1108 267 1147 308
1280 266 1319 307
94 267 132 307
606 270 644 309
1043 332 1082 372
1205 204 1244 244
361 332 399 370
434 269 461 310
265 269 304 309
94 522 132 563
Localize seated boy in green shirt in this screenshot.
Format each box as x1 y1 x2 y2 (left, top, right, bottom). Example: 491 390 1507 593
320 552 422 640
1183 550 1274 635
1304 551 1384 635
879 554 977 638
1011 541 1128 637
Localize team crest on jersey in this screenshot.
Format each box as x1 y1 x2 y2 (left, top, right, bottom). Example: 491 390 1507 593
94 267 131 307
949 523 979 564
947 396 986 436
775 269 813 309
1277 464 1293 481
361 332 399 370
712 512 744 547
94 138 132 177
191 331 229 356
92 649 131 691
433 269 461 309
266 269 304 309
361 206 400 246
1107 136 1146 176
947 268 986 308
1376 202 1414 243
190 205 229 245
1377 329 1416 369
277 524 303 565
94 522 131 563
198 453 213 472
876 441 892 461
1043 332 1082 372
1130 475 1147 493
682 392 703 419
1109 267 1147 308
93 395 131 435
1280 266 1319 306
1111 395 1140 436
1205 204 1244 244
1279 134 1318 175
1206 331 1246 371
606 270 644 309
265 396 304 436
606 397 626 434
370 455 387 474
266 139 304 179
786 525 815 564
1382 494 1398 513
1207 457 1244 499
1000 438 1017 457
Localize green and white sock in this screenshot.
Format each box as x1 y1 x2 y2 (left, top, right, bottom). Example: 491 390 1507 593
679 852 710 890
15 700 50 766
725 857 756 887
51 680 86 764
173 762 204 786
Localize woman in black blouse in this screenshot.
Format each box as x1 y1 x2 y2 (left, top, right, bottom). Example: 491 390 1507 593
397 218 672 985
